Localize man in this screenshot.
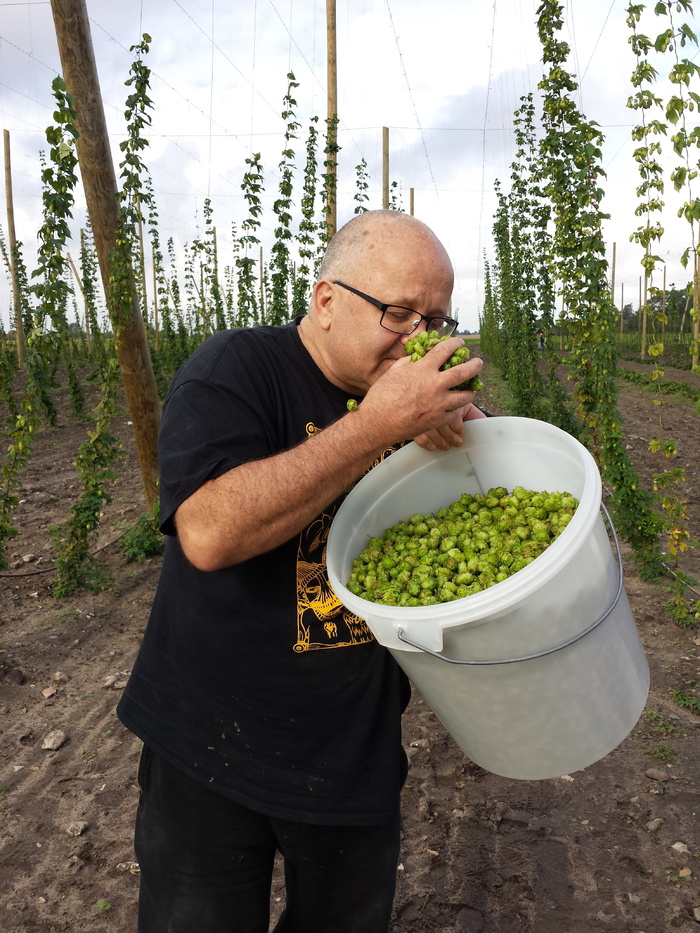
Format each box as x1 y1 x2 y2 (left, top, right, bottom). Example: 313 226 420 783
117 209 485 933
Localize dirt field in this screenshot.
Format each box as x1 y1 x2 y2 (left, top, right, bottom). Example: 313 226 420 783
1 352 699 933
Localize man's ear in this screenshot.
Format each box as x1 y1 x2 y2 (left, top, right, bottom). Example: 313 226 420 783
313 280 334 330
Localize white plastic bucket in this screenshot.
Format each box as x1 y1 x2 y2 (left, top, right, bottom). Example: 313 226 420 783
327 417 650 780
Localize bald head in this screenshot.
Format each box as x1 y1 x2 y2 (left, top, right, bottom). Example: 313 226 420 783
316 210 453 288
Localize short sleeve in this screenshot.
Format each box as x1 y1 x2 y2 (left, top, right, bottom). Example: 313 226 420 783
157 376 275 535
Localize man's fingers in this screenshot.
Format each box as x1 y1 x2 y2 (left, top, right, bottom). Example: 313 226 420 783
443 357 483 391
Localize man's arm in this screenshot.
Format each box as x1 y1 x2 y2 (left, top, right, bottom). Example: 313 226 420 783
175 341 483 571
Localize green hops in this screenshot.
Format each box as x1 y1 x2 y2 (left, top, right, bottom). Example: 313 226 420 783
346 399 358 411
346 486 579 606
404 331 485 391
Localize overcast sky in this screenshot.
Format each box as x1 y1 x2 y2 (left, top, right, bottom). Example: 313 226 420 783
1 0 699 332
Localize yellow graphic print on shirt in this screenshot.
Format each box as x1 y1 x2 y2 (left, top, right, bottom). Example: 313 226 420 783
293 513 373 653
293 422 402 653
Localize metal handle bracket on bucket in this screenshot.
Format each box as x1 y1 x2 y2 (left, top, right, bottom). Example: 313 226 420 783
396 502 624 666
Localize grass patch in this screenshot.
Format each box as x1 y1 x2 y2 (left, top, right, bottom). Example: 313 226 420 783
615 367 699 403
646 741 681 763
635 706 683 762
644 706 681 737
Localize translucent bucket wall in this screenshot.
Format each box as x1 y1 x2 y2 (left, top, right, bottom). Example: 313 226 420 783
327 417 649 780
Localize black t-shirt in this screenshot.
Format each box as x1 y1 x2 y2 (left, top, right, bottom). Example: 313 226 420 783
117 319 411 825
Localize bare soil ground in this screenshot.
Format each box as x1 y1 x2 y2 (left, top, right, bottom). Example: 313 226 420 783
0 355 699 933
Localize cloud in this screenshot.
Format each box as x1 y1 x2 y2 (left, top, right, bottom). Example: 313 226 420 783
2 0 699 333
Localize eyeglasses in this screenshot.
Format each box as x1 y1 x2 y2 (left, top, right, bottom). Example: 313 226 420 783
332 281 458 338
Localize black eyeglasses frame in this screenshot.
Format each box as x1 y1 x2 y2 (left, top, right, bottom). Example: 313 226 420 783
332 280 458 337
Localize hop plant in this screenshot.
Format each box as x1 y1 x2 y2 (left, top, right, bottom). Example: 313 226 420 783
346 486 578 606
404 331 485 391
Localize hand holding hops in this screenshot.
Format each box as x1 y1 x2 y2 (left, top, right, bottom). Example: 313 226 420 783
404 331 485 392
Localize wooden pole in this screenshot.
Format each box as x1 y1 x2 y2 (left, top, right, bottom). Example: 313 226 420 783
50 0 160 507
409 187 414 216
610 242 616 300
137 204 148 327
326 0 338 238
66 250 91 349
212 226 228 318
382 127 389 209
620 283 625 341
609 241 618 343
151 243 159 352
662 264 667 346
259 245 265 322
3 129 26 368
693 251 699 370
641 269 647 360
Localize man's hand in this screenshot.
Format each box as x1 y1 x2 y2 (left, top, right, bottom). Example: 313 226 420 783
414 402 487 451
354 338 484 448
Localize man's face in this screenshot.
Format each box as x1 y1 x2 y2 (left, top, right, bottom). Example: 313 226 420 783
311 226 454 395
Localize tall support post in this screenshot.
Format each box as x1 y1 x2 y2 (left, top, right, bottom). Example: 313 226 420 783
620 282 624 341
3 130 26 368
382 127 389 209
259 245 265 322
409 187 414 216
662 264 666 345
212 225 226 319
326 0 338 238
610 242 616 301
151 244 159 352
50 0 161 507
641 264 647 360
693 251 699 371
67 250 91 349
610 241 618 342
137 204 148 327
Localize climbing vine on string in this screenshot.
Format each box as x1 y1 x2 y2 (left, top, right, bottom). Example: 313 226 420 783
535 1 662 575
0 76 86 569
269 73 301 325
626 0 699 624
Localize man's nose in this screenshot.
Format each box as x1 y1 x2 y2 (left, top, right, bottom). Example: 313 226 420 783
399 325 423 347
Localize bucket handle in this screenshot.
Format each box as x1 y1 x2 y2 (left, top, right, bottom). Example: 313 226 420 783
396 502 624 666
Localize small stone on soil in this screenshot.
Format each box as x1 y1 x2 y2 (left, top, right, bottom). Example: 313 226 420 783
66 820 89 836
645 768 669 782
672 842 690 854
41 729 67 750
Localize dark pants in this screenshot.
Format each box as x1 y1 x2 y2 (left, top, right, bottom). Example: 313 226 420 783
134 746 401 933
